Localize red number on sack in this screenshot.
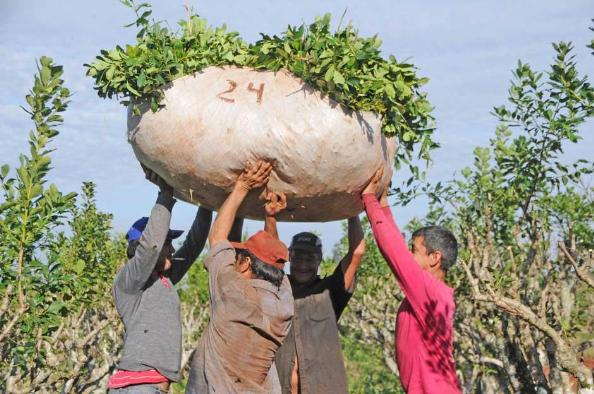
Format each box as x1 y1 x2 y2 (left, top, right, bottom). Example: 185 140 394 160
217 80 237 103
216 80 265 104
247 82 265 104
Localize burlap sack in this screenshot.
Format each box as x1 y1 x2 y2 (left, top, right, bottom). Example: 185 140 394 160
127 66 395 222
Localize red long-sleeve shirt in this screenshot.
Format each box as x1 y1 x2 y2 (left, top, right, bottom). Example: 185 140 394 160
363 194 461 394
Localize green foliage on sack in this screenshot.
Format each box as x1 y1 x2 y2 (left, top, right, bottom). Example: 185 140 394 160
84 0 435 165
84 1 249 113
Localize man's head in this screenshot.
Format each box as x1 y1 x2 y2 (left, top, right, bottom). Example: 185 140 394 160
231 231 288 287
288 232 323 285
126 217 183 272
410 226 458 276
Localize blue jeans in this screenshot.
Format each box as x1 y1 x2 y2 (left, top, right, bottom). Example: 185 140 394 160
108 383 168 394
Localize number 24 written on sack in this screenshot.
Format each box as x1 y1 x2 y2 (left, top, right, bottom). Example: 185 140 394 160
217 80 265 104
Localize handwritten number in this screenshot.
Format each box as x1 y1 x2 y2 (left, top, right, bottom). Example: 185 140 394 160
217 80 237 103
216 81 265 104
247 82 265 104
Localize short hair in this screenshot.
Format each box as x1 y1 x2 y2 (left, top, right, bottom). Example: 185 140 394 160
237 250 285 288
126 240 140 259
411 226 458 271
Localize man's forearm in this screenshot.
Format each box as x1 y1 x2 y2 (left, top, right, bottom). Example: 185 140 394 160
229 217 244 242
347 216 364 253
264 215 279 239
339 216 365 290
171 206 212 283
209 184 248 246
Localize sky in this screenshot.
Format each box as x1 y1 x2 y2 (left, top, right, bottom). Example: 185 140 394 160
1 0 593 256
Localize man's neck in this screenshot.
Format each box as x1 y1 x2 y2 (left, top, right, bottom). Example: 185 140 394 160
288 275 319 289
429 269 446 283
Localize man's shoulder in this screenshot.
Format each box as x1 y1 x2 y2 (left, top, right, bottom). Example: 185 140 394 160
416 274 456 315
425 272 455 300
205 240 235 270
290 276 336 307
207 240 234 258
288 275 325 294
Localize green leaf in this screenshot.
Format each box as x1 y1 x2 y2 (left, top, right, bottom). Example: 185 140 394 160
73 259 86 275
384 84 396 99
324 66 335 82
30 184 43 198
106 66 116 81
48 301 65 314
333 70 345 85
126 81 140 96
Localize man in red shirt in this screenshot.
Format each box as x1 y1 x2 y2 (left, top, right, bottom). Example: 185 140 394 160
362 168 461 394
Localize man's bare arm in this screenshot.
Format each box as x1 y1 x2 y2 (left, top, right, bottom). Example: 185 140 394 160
209 161 272 246
229 217 244 243
339 216 366 291
263 191 287 240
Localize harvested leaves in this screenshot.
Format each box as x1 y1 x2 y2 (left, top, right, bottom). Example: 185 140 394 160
85 1 437 164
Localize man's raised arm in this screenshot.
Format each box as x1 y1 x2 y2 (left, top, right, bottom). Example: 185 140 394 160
337 216 366 291
208 161 272 247
362 168 435 324
170 206 213 284
115 167 175 293
263 191 287 240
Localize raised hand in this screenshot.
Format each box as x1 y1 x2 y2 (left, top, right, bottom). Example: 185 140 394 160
362 166 384 196
380 180 391 207
264 190 287 217
236 160 272 191
142 164 174 197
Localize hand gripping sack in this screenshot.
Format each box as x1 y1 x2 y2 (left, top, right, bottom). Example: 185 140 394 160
128 66 395 222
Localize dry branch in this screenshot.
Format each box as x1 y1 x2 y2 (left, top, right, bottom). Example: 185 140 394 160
559 242 594 290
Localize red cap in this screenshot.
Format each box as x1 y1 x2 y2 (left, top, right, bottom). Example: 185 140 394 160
231 231 289 270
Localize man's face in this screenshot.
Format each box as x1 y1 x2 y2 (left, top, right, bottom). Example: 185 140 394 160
289 248 322 284
411 236 436 272
156 241 175 272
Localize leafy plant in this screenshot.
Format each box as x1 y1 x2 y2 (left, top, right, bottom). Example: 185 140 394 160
0 56 77 378
85 1 435 168
248 13 434 161
420 38 594 391
85 1 249 113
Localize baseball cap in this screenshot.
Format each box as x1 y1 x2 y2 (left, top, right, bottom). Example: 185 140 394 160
126 217 184 244
231 231 289 269
289 232 322 254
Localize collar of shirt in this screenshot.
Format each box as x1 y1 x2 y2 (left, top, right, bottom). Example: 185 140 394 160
288 275 323 298
249 278 281 296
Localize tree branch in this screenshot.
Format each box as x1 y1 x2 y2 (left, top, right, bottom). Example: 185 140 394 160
559 242 594 290
461 259 593 388
0 302 27 344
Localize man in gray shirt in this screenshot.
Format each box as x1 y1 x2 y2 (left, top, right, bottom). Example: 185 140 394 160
275 217 365 394
108 167 214 393
186 160 294 394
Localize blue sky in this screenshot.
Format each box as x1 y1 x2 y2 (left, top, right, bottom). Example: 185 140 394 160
1 0 593 255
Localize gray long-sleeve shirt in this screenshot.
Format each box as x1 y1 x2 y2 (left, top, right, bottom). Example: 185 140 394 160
112 193 210 382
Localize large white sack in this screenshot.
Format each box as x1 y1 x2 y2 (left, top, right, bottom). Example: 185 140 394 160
127 66 395 222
